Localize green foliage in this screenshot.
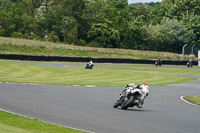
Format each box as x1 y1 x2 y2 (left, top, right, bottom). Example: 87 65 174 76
147 17 195 53
45 31 59 42
148 0 175 24
11 32 23 38
0 0 199 54
63 28 78 44
174 0 200 19
79 39 86 46
120 18 149 50
58 0 91 40
88 20 120 48
106 0 128 9
181 12 200 43
136 3 151 21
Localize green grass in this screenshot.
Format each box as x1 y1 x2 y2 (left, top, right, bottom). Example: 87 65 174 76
184 96 200 106
0 59 199 133
0 37 195 60
0 60 199 87
0 111 86 133
0 37 199 133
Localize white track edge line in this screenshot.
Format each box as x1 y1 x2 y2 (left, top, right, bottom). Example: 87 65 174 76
0 108 95 133
180 96 200 107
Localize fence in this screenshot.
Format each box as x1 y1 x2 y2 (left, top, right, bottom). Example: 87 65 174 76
184 44 200 60
0 54 198 65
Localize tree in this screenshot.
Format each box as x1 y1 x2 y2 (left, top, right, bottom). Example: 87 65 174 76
174 0 200 20
63 28 78 45
148 0 175 24
0 2 24 36
106 0 128 9
147 17 195 52
88 20 120 48
58 0 90 41
136 3 151 21
120 18 149 50
181 12 200 43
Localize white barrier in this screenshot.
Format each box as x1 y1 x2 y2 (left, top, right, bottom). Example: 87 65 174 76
198 50 200 66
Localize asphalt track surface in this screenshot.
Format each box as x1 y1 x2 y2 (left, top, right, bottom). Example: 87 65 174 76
0 62 200 133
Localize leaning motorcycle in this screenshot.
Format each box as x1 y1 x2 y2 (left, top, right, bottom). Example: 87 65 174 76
113 87 142 110
85 63 94 69
155 61 162 67
187 62 193 67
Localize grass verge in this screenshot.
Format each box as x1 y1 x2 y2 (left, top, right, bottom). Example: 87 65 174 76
0 60 199 87
184 96 200 106
0 110 86 133
0 37 195 60
0 59 199 132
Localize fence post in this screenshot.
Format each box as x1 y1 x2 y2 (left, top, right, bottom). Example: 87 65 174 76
182 44 187 61
191 44 196 55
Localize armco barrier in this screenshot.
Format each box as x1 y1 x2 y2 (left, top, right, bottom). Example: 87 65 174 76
0 54 198 65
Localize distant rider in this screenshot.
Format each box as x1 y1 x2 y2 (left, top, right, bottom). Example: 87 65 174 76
156 59 162 66
121 82 149 108
187 60 193 67
88 60 93 66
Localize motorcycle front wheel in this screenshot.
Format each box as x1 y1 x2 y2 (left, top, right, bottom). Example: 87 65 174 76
121 96 134 110
113 101 120 108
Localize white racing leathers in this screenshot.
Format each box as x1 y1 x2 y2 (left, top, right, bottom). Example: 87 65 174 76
135 85 149 108
113 84 150 109
126 84 149 108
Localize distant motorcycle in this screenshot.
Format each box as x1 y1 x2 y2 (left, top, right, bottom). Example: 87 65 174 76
113 87 143 110
85 63 94 69
187 62 193 68
155 61 162 67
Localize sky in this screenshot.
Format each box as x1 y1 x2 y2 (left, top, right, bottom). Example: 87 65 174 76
128 0 162 4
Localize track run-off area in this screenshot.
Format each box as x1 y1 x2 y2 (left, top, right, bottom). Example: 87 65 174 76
0 62 200 133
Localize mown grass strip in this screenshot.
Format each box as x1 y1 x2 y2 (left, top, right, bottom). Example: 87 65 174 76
184 96 200 106
0 60 198 87
0 59 199 132
0 110 87 133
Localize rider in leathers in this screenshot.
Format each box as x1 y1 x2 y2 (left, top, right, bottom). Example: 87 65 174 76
88 60 93 66
123 82 149 108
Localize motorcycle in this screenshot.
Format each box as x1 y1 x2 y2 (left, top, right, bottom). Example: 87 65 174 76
85 63 94 69
155 61 162 67
113 87 143 110
187 62 193 68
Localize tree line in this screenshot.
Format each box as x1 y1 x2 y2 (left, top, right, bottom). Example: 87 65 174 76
0 0 200 53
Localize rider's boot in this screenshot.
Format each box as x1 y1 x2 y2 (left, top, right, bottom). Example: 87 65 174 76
135 100 143 108
136 103 143 108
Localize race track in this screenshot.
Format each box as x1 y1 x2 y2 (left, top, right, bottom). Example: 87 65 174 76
0 62 200 133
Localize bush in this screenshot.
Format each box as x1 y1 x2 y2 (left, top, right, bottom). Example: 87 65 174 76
63 28 78 45
11 32 23 38
45 31 59 43
87 41 102 47
79 39 86 46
